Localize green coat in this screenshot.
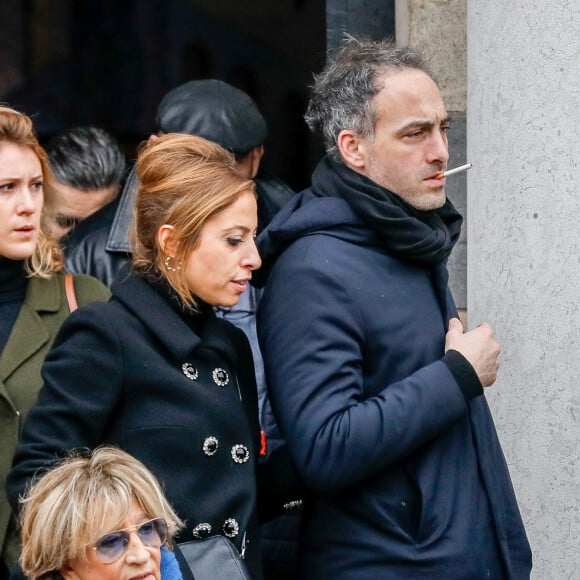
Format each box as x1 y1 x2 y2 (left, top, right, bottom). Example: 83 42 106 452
0 272 109 568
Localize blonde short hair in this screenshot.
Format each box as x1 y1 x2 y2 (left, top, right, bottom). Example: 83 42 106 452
0 106 63 276
132 133 256 309
19 446 184 579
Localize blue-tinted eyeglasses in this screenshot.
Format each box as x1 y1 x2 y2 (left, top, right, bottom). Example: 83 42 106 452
91 518 168 563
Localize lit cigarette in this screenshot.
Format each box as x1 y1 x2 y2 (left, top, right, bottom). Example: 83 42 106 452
435 163 473 179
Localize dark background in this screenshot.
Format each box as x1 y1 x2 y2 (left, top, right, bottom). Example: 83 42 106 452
0 0 395 190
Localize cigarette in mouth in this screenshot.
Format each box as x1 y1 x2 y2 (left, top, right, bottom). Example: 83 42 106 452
435 163 473 179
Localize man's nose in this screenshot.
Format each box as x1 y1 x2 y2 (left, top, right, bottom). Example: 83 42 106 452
428 131 449 164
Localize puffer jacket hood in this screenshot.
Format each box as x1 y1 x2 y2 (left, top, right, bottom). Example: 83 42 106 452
255 189 377 288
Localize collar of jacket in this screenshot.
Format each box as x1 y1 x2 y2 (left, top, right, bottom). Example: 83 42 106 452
111 272 241 367
0 275 61 384
23 274 63 312
107 167 138 254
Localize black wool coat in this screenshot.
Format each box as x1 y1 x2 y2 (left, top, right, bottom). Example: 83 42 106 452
7 273 293 579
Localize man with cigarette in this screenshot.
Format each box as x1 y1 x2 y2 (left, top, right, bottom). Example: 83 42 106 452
255 37 531 579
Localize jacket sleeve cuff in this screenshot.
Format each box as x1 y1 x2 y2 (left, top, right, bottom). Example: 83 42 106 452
443 350 483 400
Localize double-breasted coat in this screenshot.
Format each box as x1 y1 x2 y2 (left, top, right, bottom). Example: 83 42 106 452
0 273 109 567
7 272 296 579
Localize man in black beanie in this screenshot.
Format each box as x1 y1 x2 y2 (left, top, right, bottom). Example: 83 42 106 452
155 79 293 231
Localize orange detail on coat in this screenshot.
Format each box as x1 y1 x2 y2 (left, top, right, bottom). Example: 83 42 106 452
260 430 267 456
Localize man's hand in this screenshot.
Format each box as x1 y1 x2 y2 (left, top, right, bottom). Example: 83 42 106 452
445 318 501 387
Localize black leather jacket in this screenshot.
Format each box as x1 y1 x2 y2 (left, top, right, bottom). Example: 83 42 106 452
64 195 131 287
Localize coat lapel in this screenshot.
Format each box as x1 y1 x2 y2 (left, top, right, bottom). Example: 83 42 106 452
0 276 60 384
111 274 202 359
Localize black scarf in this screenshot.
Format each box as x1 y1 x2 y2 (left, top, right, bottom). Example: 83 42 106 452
311 156 463 266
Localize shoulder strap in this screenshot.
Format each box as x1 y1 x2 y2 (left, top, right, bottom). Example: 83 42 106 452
64 273 79 312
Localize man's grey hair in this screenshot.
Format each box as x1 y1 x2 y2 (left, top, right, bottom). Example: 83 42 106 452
304 35 434 163
47 126 126 190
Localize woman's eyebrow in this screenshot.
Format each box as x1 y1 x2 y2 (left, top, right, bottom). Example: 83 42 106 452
222 225 252 234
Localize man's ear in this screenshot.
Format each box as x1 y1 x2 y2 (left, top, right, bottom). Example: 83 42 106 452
337 129 366 170
249 145 265 178
234 146 264 180
157 224 178 257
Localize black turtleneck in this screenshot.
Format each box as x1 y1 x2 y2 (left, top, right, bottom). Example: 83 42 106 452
0 258 28 355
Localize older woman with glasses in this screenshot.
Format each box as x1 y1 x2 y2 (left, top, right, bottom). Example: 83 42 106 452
18 446 185 580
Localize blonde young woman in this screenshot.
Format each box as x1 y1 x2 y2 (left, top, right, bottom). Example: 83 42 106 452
0 107 110 575
8 134 300 580
19 446 185 580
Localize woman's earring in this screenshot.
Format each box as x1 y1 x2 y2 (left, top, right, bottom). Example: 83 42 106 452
164 255 180 272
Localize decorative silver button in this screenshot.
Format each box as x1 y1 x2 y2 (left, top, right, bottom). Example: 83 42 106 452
283 499 303 510
182 363 199 380
192 523 212 538
212 367 229 387
203 436 219 456
231 444 250 464
223 518 240 538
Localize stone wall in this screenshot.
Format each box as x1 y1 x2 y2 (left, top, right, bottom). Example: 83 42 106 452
468 1 580 577
397 0 467 310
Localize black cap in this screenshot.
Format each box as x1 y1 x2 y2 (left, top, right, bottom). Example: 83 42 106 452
155 79 268 155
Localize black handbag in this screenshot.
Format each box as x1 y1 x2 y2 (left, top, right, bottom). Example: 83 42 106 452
178 535 251 580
